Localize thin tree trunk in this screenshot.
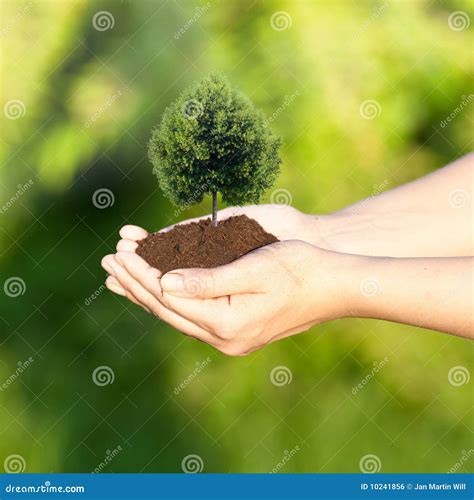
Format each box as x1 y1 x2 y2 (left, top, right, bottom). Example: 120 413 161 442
211 191 218 227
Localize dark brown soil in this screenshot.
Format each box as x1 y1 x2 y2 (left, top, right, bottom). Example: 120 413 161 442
136 215 278 274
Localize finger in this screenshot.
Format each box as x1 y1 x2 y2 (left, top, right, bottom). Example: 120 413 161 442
105 255 158 312
103 255 151 311
107 255 215 343
155 300 217 344
162 293 232 332
114 251 163 300
119 225 148 241
116 239 138 252
160 250 267 299
106 275 126 297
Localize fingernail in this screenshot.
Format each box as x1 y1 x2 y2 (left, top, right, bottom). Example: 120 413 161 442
161 272 184 293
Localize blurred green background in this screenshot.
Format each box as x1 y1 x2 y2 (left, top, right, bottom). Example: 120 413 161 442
1 0 472 473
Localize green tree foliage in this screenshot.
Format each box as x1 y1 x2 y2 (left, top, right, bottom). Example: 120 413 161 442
148 72 281 224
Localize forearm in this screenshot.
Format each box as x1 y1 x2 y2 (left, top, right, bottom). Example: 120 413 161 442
306 153 473 257
334 253 474 338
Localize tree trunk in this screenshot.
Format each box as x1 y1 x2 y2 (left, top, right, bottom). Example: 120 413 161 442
211 191 218 227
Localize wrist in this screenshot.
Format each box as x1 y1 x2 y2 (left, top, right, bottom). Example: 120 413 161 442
304 244 362 321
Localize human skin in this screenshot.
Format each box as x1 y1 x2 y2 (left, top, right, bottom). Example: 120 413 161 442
101 153 473 354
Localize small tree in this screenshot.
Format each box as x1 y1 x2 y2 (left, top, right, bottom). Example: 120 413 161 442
148 72 281 226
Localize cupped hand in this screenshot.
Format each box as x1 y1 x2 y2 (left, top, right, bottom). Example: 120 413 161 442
162 204 322 244
102 237 346 356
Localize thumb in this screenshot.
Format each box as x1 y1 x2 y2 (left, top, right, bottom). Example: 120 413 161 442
160 256 263 299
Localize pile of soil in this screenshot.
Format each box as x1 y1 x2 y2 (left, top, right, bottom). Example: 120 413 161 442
136 215 278 274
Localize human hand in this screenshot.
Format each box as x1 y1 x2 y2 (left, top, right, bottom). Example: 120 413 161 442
102 239 346 355
163 204 324 244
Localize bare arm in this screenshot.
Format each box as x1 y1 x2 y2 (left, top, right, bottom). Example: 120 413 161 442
344 254 474 338
315 153 473 257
